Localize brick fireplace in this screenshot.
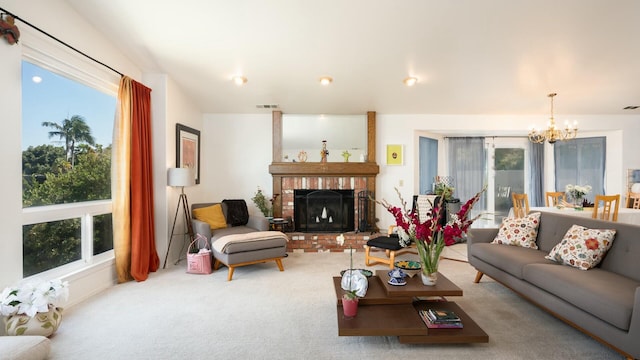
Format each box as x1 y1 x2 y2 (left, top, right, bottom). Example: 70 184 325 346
293 189 355 233
269 162 381 252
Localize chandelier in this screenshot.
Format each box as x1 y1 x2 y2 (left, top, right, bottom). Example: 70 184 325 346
528 93 578 144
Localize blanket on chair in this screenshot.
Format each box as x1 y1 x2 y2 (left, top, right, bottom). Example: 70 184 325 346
222 199 249 226
212 231 288 253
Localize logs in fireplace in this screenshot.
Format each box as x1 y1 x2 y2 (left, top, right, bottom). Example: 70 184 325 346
294 189 355 233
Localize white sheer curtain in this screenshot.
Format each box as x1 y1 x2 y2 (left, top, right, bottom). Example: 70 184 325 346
554 137 606 202
446 137 486 216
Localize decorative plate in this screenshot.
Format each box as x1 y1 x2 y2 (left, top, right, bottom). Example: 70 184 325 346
340 269 373 278
394 260 421 277
394 260 421 270
387 278 407 286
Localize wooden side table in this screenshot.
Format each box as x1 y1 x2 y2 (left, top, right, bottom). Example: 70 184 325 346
269 217 292 232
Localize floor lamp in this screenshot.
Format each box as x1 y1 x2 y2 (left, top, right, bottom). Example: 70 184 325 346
163 167 196 269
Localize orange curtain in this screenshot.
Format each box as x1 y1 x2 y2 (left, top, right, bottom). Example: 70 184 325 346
113 77 132 283
113 76 159 283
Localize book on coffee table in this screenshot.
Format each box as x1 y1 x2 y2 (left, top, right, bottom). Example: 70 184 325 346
419 310 463 329
426 308 461 322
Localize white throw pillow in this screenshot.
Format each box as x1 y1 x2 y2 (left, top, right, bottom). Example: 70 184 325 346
545 224 616 270
491 212 541 249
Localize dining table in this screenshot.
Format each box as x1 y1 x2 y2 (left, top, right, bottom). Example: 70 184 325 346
530 206 640 225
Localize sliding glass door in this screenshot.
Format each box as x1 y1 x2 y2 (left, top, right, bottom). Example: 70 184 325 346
486 138 528 225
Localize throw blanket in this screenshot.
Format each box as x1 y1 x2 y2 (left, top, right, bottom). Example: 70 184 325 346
222 199 249 226
213 231 289 253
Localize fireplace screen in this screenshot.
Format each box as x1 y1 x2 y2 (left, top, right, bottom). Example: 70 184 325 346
294 189 355 233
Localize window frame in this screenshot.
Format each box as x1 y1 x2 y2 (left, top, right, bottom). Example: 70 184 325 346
20 28 118 279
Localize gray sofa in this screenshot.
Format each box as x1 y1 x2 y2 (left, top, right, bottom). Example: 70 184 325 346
191 201 287 281
468 211 640 360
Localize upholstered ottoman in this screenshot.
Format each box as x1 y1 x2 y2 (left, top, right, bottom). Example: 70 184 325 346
211 231 288 281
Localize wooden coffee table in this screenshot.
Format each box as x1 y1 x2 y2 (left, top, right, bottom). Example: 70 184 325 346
333 270 488 344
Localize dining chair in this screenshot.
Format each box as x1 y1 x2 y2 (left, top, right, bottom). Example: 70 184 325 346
511 193 529 218
626 192 640 209
545 191 566 207
592 194 620 222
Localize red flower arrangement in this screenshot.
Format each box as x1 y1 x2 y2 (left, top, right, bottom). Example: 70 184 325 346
377 187 485 275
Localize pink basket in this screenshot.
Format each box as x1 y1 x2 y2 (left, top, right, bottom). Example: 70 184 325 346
187 234 212 274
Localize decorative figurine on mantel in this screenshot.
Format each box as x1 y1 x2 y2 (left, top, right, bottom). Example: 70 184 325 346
320 140 329 163
341 150 351 162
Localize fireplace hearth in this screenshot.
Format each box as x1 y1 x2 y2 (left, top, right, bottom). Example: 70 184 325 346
294 189 355 233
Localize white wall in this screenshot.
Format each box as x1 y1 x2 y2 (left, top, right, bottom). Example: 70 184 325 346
150 74 205 266
0 13 24 289
201 114 273 215
199 113 640 231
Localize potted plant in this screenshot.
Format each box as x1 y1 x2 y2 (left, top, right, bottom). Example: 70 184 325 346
434 182 455 201
0 278 68 336
336 234 364 317
251 187 279 218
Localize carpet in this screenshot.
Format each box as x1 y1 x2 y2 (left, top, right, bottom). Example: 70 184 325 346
48 248 622 359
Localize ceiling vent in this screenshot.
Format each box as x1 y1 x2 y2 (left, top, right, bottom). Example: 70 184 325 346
623 105 639 110
256 104 279 109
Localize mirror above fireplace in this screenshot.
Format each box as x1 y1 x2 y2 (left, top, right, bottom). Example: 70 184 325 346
282 114 367 162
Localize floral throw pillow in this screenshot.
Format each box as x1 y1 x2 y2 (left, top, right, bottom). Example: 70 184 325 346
491 212 541 249
545 224 616 270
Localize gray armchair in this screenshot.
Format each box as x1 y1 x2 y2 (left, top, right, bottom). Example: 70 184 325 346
191 200 286 281
191 201 269 243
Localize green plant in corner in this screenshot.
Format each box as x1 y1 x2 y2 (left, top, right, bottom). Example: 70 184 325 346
251 187 279 217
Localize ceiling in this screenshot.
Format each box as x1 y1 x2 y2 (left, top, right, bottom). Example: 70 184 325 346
64 0 640 116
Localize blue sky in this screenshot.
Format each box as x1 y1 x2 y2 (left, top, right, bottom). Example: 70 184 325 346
22 61 116 150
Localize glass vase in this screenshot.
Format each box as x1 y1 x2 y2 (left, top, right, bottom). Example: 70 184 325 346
573 195 583 211
421 271 438 286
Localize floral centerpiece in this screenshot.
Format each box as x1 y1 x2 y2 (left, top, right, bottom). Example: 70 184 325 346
377 187 485 285
565 184 591 209
1 278 68 336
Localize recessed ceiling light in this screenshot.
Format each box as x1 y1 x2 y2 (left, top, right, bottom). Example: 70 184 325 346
232 76 247 86
403 77 418 86
319 76 333 86
32 76 42 83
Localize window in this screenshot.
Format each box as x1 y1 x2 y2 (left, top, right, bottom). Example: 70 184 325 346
22 59 116 276
554 137 606 202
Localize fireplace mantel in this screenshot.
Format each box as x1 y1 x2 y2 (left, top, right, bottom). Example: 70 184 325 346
269 111 379 236
269 162 379 176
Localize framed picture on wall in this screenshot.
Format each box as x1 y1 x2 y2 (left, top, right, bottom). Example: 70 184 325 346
386 144 403 165
176 123 200 184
